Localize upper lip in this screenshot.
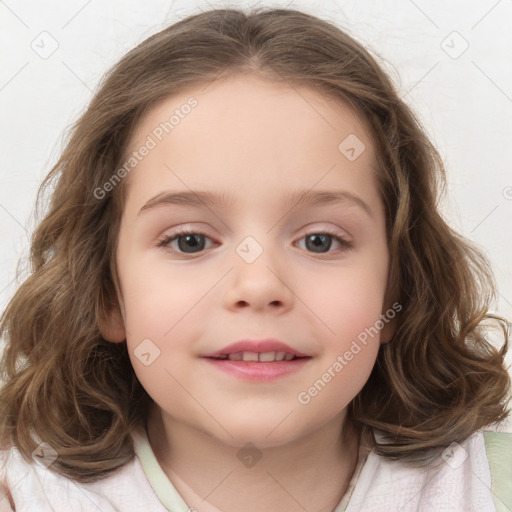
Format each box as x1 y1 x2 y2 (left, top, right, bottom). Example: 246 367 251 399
202 339 309 358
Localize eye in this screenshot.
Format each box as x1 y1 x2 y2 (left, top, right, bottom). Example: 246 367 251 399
157 227 216 255
295 230 352 254
157 227 352 256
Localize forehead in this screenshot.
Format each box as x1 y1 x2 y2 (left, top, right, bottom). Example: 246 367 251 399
127 72 371 152
121 73 379 215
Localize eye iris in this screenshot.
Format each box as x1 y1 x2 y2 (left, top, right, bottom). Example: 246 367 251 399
306 234 332 253
170 232 341 254
178 234 205 253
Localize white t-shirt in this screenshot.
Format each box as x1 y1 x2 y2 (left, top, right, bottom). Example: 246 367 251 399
0 427 498 511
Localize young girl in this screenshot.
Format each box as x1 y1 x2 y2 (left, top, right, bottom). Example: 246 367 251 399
0 6 510 512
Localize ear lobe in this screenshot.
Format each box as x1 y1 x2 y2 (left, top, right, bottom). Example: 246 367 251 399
379 301 400 344
379 315 396 344
99 303 126 343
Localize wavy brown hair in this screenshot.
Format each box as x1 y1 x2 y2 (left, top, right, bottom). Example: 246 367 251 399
0 7 510 483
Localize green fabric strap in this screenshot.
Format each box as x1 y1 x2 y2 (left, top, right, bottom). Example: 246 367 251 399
484 431 512 512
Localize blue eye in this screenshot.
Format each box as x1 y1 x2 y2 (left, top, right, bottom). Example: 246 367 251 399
297 232 352 254
157 228 352 256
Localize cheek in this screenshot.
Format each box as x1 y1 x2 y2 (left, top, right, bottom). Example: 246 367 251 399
118 255 212 396
119 255 208 338
294 269 385 413
296 341 378 423
304 261 388 341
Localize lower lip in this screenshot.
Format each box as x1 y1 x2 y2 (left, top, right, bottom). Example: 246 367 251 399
201 357 311 381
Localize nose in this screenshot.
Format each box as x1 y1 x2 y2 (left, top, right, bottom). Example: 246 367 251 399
222 236 295 313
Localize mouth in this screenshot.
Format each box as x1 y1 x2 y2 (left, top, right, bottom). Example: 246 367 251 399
201 338 310 360
202 354 311 381
201 340 312 381
206 351 308 362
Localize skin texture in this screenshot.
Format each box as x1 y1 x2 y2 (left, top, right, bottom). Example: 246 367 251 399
101 73 391 512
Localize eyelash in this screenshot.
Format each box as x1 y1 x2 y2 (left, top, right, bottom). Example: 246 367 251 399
156 226 353 256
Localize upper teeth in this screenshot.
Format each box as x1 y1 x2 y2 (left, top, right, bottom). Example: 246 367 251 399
216 351 296 362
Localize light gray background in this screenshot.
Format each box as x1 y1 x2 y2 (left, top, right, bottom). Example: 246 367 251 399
1 0 511 431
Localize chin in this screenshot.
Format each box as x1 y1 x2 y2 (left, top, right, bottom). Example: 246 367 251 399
208 418 304 448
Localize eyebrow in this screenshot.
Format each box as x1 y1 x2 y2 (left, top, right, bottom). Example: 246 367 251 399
138 189 373 218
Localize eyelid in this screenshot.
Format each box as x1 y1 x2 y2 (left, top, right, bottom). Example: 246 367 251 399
157 224 351 243
156 224 352 256
294 226 353 254
296 224 352 242
156 226 217 248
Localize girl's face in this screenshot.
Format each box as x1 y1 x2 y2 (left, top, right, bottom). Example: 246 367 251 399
107 73 390 447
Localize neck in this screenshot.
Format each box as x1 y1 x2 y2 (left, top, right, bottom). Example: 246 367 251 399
146 405 362 512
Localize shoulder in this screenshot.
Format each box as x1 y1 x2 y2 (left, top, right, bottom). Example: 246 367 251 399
345 431 498 512
0 442 168 512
